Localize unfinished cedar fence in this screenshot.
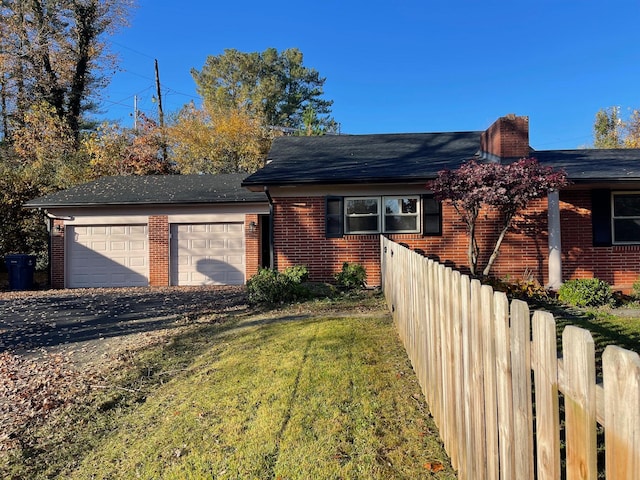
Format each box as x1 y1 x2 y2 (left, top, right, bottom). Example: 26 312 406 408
380 237 640 480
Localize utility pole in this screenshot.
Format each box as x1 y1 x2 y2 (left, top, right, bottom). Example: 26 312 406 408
133 95 138 130
154 59 167 162
154 59 164 129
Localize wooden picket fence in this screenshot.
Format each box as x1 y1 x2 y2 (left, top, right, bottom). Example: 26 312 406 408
380 237 640 480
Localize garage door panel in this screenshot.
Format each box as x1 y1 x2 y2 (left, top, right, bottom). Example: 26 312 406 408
68 225 149 288
171 223 245 286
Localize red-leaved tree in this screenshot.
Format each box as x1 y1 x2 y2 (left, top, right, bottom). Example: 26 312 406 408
427 158 569 277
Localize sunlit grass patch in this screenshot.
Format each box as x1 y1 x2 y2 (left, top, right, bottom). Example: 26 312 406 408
69 312 454 479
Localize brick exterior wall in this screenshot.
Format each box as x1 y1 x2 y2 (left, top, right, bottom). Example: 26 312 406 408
560 190 640 292
245 214 261 280
148 215 169 286
271 196 550 287
51 219 65 289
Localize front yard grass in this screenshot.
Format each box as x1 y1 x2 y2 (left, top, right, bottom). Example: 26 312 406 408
2 294 455 479
551 304 640 362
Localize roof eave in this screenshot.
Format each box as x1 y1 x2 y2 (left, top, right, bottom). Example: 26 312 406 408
242 176 438 189
24 199 268 209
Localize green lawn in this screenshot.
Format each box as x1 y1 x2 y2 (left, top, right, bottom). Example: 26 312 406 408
553 305 640 363
3 297 455 479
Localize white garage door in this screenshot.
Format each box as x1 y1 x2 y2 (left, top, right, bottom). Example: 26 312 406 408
171 223 245 286
67 225 149 288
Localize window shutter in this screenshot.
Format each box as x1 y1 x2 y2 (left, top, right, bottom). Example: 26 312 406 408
325 196 344 238
422 194 442 236
591 189 612 246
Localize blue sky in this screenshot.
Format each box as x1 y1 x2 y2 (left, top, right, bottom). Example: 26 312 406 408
102 0 640 150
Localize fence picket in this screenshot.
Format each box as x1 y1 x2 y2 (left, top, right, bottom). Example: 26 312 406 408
469 279 487 480
562 326 598 480
603 346 640 479
510 299 534 480
481 285 500 480
494 291 515 480
460 274 473 479
532 310 561 480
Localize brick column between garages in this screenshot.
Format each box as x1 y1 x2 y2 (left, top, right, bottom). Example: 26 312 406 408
51 219 65 289
148 215 169 286
245 214 260 281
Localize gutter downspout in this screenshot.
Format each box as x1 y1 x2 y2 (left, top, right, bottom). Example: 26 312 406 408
264 187 275 269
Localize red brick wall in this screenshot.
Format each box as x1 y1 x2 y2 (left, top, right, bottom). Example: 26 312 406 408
148 215 169 286
560 190 640 292
245 214 261 280
272 196 549 287
51 220 65 289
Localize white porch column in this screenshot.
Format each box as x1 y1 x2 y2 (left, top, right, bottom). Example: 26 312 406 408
547 190 563 289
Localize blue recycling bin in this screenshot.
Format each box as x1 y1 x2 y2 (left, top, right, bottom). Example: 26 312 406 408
4 254 36 291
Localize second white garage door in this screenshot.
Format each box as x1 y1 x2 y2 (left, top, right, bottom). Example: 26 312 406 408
170 223 245 286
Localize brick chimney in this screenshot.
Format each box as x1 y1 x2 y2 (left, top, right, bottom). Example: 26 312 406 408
480 114 530 161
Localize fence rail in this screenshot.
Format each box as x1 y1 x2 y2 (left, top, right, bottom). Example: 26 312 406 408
380 237 640 480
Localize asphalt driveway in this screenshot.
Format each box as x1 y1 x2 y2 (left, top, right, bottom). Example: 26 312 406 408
0 286 248 361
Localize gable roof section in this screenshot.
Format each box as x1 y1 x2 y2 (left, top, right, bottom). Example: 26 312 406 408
242 132 482 188
535 148 640 182
25 173 267 208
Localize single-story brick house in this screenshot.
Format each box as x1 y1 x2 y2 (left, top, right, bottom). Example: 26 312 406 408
26 114 640 292
25 173 269 289
241 114 640 293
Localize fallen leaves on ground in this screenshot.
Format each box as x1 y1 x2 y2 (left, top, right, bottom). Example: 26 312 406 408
0 351 92 451
424 461 445 472
0 286 249 455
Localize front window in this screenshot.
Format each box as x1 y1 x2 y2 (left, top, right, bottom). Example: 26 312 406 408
612 192 640 243
384 197 420 233
345 197 380 233
342 196 421 234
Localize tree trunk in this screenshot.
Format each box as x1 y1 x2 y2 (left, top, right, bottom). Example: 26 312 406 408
481 216 514 277
66 2 98 140
468 221 478 276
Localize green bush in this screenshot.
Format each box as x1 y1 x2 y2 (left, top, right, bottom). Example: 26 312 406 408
334 262 367 290
282 265 309 283
558 278 613 307
632 277 640 300
246 266 310 305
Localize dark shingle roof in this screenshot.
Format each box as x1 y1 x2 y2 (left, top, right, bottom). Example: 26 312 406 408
25 173 267 208
242 132 482 187
535 149 640 182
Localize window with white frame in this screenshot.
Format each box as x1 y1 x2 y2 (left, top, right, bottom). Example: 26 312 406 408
327 195 424 235
345 197 380 233
612 192 640 243
383 196 420 233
